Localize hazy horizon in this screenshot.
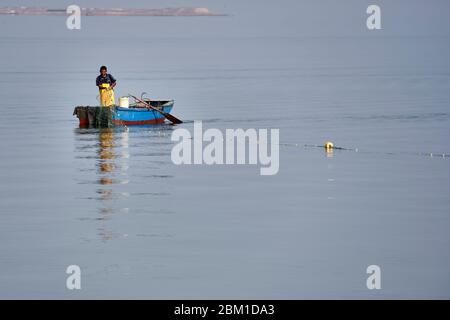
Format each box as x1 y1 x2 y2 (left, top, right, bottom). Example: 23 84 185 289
1 0 449 37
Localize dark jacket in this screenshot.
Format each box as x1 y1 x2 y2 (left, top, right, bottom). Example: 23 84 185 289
96 74 116 86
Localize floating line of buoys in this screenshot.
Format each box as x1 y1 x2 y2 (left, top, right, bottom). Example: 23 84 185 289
279 142 352 150
279 141 449 159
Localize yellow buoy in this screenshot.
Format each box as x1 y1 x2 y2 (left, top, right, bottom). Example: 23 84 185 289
325 141 334 157
325 141 334 150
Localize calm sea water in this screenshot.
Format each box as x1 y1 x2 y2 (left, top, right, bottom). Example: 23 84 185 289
0 15 450 299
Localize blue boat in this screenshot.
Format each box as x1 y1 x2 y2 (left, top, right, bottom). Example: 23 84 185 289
74 99 175 127
113 99 174 125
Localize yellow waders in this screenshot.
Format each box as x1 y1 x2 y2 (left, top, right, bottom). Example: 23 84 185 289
99 83 115 107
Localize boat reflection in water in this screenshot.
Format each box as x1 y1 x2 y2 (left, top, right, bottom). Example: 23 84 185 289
97 128 130 241
74 126 131 241
74 124 175 242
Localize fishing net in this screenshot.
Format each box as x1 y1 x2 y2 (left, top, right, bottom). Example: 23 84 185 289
73 106 115 128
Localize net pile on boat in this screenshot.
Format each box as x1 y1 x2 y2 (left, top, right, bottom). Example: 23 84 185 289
73 106 115 128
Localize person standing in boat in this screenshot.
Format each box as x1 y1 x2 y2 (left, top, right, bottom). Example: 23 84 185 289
96 66 117 106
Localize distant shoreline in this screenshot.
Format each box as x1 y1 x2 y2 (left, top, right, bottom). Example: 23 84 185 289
0 7 227 17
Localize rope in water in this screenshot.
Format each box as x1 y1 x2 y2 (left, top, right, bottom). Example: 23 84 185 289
279 142 449 159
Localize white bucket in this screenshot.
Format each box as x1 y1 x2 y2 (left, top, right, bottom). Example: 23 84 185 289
119 96 129 108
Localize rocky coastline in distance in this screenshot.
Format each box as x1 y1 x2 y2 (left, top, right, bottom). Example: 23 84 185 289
0 6 225 16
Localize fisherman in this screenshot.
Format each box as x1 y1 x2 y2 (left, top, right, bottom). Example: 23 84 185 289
96 66 117 106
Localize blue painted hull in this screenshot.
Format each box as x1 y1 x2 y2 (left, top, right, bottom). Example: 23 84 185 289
113 100 174 125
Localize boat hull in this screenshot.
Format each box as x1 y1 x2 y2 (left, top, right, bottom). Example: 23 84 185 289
74 100 174 127
113 102 173 125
